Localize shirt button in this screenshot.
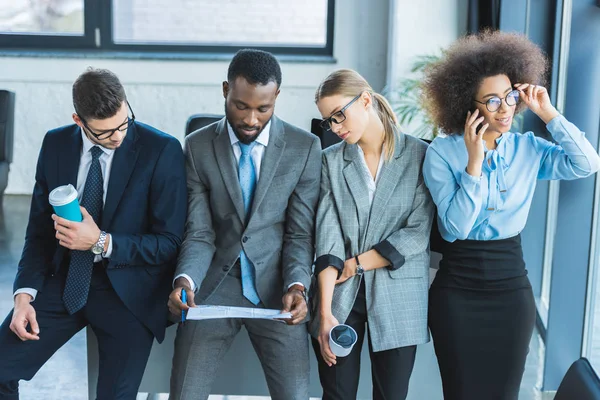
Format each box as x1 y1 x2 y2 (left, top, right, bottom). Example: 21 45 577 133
242 236 248 243
222 265 229 271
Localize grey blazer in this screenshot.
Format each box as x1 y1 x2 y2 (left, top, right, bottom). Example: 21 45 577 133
176 116 321 309
309 133 434 352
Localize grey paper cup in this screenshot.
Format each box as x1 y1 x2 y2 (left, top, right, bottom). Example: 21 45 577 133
329 324 358 357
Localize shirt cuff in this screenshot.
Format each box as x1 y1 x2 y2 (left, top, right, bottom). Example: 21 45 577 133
287 282 304 290
546 114 579 144
460 169 482 196
174 273 197 292
102 234 113 258
546 114 566 132
14 288 38 301
372 240 405 271
314 254 344 278
461 168 482 183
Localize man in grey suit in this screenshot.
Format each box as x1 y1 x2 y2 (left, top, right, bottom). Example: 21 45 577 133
167 49 321 400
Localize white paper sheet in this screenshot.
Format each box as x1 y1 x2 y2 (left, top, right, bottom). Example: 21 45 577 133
186 305 292 321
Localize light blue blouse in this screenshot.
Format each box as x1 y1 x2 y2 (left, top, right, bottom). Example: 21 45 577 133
423 115 600 242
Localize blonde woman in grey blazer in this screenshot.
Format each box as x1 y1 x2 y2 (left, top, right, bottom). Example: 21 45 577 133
309 69 435 400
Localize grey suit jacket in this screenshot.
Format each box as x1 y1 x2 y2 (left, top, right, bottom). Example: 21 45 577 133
309 133 434 352
176 116 321 309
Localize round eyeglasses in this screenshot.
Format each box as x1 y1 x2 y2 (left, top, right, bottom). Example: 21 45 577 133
474 89 520 112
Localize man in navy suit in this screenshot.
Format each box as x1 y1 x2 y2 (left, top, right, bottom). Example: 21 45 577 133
0 68 187 399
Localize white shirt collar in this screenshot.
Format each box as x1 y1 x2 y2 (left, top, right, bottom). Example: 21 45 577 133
80 128 115 156
227 120 271 148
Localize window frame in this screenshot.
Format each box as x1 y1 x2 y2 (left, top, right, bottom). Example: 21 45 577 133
0 0 99 49
0 0 335 57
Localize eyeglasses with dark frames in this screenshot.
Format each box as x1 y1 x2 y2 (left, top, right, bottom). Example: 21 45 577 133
320 93 362 131
473 89 520 112
80 101 136 140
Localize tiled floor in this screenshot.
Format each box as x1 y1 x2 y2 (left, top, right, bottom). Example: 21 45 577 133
0 195 549 399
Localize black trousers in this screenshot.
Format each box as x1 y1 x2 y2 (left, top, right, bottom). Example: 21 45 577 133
0 264 155 400
312 280 417 400
429 235 536 400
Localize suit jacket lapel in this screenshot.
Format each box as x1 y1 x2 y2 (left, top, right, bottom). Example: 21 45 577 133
342 143 371 241
249 116 285 220
213 119 246 223
101 123 140 228
59 128 82 188
364 133 405 245
54 127 82 267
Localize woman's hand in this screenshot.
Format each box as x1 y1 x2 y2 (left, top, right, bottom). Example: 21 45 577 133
336 257 357 284
317 313 340 367
464 109 487 177
514 83 559 124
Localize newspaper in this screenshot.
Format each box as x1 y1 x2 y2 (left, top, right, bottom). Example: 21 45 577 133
186 305 292 321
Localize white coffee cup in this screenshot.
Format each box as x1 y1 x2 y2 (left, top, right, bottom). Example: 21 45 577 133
328 324 358 357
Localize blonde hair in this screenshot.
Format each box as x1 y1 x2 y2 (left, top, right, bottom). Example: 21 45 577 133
315 69 398 160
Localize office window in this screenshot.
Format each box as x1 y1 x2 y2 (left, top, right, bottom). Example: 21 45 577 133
583 186 600 371
583 120 600 371
0 0 334 56
0 0 84 35
112 0 328 47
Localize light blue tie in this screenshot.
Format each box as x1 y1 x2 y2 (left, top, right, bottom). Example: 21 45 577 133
238 142 260 305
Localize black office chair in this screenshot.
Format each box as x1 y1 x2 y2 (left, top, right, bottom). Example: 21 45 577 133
310 118 343 148
555 357 600 400
0 90 15 209
185 114 223 136
309 118 445 254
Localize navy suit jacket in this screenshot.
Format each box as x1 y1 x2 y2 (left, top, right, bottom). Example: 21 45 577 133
13 121 187 342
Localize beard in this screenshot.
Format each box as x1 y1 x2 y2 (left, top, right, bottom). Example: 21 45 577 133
224 103 270 145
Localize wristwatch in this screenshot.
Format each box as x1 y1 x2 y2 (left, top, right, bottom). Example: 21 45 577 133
355 255 364 276
91 231 107 255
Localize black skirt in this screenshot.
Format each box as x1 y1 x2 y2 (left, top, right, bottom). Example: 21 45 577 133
429 235 536 400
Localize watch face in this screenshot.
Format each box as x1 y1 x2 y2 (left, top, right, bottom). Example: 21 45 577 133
91 245 102 255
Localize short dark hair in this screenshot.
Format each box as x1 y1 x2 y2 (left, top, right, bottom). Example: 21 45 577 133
422 30 548 134
227 49 282 88
72 68 127 121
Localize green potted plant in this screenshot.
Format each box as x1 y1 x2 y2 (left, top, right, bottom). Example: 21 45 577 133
384 55 441 140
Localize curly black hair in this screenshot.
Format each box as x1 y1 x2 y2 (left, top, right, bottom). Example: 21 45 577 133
227 48 282 88
421 30 548 134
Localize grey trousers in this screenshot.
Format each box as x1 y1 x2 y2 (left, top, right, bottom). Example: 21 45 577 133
169 268 310 400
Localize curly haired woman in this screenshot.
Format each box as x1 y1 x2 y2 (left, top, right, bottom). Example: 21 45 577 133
421 30 600 399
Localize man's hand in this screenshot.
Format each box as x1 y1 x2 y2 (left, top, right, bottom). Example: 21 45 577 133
10 293 40 341
52 207 101 251
281 284 307 325
168 278 196 317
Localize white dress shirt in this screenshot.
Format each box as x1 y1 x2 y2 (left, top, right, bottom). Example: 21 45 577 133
356 145 385 206
175 121 303 293
14 130 116 300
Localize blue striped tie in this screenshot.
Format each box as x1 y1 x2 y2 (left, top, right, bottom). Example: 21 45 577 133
63 146 104 314
238 142 260 305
